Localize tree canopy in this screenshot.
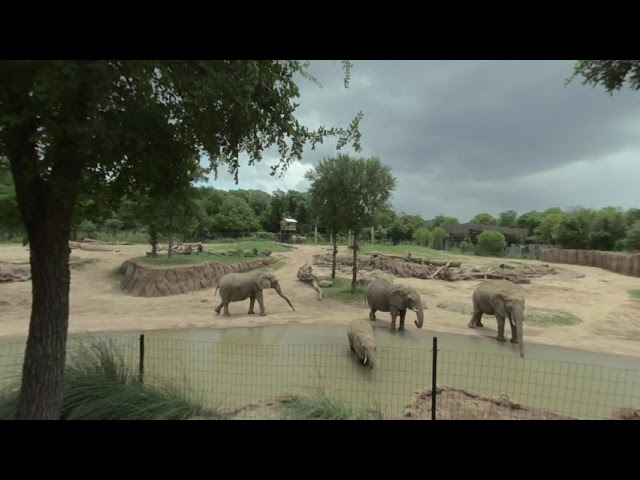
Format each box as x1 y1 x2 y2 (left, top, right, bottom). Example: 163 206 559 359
0 60 363 419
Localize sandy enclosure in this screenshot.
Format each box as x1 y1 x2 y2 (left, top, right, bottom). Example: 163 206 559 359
1 243 640 360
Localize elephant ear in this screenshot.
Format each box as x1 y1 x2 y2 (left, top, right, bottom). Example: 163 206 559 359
388 285 410 310
256 275 272 290
490 291 508 317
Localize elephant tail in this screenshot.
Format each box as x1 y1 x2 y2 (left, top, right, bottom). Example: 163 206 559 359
214 286 219 297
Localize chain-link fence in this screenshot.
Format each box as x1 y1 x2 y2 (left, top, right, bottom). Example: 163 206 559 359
1 334 638 420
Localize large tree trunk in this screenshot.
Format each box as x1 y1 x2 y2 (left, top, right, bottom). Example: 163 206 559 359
331 226 338 279
351 231 358 293
6 125 77 420
16 207 72 419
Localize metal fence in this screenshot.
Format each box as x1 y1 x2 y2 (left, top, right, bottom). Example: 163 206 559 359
1 335 638 420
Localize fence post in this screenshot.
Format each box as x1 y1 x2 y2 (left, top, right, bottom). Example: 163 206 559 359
138 334 145 384
431 336 438 420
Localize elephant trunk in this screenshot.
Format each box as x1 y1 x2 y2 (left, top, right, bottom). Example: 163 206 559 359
275 285 295 311
514 309 525 358
414 307 424 329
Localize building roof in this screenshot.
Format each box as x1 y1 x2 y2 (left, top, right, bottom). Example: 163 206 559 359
282 218 298 223
443 223 529 237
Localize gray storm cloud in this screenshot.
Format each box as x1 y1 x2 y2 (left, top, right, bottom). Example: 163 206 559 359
206 60 640 221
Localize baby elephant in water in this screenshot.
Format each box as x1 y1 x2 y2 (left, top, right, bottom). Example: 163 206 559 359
347 318 378 369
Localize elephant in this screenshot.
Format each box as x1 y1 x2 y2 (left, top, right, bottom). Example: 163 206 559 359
213 271 295 317
347 318 378 369
467 279 526 358
365 278 425 332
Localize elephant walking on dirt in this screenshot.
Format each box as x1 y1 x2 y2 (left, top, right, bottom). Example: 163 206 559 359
214 271 295 317
347 318 378 369
365 279 425 332
468 279 526 358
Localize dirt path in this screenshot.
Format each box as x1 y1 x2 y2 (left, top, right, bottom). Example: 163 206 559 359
1 243 640 360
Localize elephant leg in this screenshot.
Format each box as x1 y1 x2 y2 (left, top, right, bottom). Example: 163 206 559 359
369 308 377 321
398 309 407 332
248 295 256 314
389 307 398 332
214 302 223 314
468 304 484 328
508 316 519 343
495 315 506 342
223 302 231 317
349 337 355 352
256 291 266 316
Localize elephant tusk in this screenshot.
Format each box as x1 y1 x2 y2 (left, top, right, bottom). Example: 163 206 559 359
374 358 379 366
364 353 367 365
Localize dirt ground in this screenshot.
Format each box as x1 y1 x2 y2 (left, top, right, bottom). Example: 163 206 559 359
1 242 640 362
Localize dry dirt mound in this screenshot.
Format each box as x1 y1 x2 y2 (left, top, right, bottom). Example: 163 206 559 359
313 254 554 284
404 386 576 420
0 256 95 283
119 256 280 297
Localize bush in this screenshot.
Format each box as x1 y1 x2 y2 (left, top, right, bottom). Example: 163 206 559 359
0 339 225 420
460 236 474 253
413 227 432 247
475 230 507 257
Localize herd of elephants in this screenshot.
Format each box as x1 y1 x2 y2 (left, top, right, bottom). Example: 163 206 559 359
212 268 527 368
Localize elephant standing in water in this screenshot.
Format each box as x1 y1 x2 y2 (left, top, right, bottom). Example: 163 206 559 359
214 271 295 317
365 279 425 332
468 279 526 358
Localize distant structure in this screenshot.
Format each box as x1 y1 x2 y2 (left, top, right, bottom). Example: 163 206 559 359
280 217 298 243
442 223 529 249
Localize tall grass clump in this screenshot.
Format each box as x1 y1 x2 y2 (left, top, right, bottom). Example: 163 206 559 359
281 373 384 420
0 339 226 420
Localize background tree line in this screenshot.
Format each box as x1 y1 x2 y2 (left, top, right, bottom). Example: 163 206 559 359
1 166 639 252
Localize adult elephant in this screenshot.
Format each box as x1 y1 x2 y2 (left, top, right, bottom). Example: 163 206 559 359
214 271 295 317
365 278 425 332
467 279 526 358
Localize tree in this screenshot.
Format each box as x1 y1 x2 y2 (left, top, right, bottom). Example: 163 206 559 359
565 61 640 94
470 213 498 225
430 227 446 250
556 207 595 249
305 157 348 279
476 230 507 257
588 206 627 251
0 60 363 419
624 220 640 251
306 154 396 290
498 210 518 228
429 215 459 229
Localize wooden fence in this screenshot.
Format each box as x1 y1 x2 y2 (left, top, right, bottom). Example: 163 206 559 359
541 249 640 278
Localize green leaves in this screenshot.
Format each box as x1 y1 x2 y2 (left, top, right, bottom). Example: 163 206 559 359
565 60 640 95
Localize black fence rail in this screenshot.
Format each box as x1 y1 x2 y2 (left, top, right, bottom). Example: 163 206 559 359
0 334 638 420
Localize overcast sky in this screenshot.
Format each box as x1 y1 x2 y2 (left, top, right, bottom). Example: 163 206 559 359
200 60 640 222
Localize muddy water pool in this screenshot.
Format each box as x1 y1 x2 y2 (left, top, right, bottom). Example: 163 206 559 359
1 324 639 419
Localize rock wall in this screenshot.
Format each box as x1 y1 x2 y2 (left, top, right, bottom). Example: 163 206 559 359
119 257 279 297
541 249 640 278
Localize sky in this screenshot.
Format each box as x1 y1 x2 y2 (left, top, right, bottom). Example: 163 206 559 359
198 60 640 222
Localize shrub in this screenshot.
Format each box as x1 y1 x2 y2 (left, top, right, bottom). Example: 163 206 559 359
624 220 640 252
413 227 432 248
476 230 507 257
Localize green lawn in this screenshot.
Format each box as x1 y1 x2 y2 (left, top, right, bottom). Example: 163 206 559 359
358 244 465 261
205 240 290 253
629 289 640 302
137 253 276 266
318 276 367 305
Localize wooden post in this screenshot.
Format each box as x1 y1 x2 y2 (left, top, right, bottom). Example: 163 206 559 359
371 226 374 244
315 221 318 245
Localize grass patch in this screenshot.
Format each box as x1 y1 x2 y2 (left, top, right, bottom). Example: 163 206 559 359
137 255 221 266
280 378 384 420
0 339 226 420
318 276 366 305
207 240 290 254
359 243 460 261
629 290 640 302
